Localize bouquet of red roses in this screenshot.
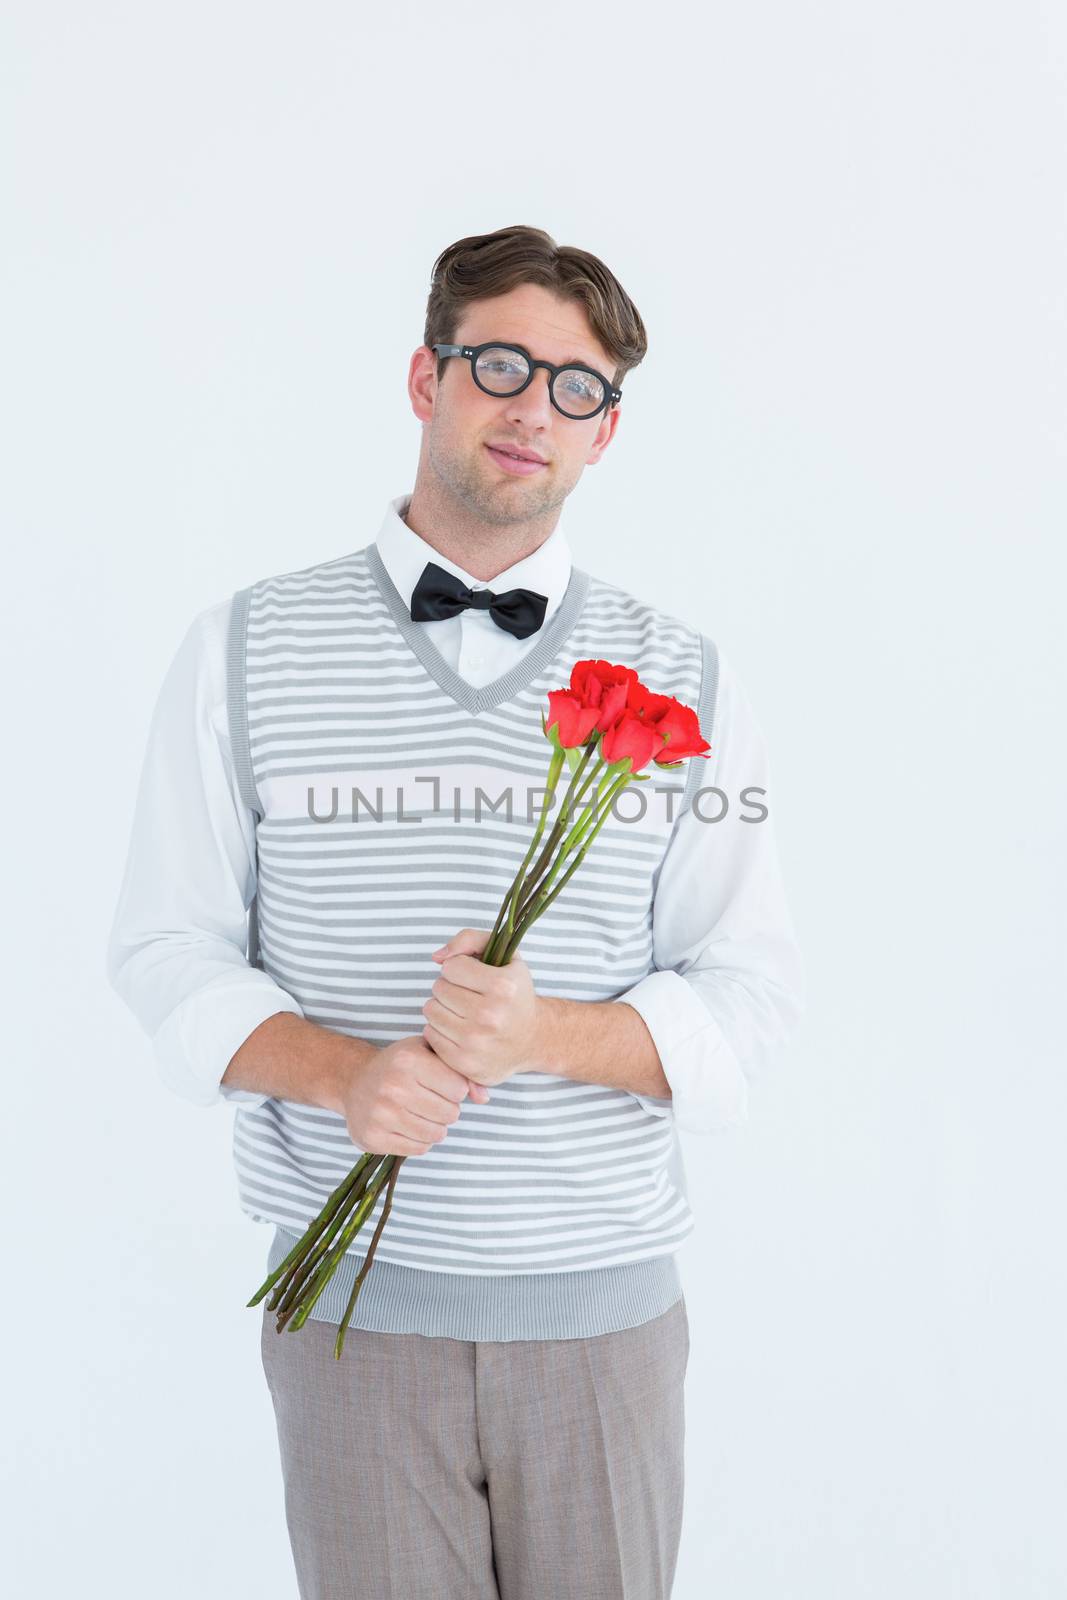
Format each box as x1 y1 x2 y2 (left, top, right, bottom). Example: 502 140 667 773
248 658 711 1357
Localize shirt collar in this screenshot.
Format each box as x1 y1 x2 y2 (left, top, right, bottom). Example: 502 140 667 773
374 492 573 620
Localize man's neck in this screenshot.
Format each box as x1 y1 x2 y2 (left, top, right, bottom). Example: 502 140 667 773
403 483 560 583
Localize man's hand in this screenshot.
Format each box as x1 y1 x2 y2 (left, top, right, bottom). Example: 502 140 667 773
422 928 545 1087
339 1034 491 1156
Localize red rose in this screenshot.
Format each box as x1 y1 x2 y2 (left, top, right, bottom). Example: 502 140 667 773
545 690 601 749
546 660 711 769
627 681 712 765
599 711 661 773
569 659 639 733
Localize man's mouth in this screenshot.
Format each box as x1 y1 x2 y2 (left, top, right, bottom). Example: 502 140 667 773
485 444 548 476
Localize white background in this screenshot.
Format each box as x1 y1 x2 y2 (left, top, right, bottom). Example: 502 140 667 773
4 3 1065 1596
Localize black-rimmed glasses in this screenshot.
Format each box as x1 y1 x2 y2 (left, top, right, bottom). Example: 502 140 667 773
432 341 622 420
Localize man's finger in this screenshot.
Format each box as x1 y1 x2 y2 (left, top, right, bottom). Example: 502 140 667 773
431 951 496 992
430 928 493 962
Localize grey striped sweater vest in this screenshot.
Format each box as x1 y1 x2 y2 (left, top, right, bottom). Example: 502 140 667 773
227 540 720 1340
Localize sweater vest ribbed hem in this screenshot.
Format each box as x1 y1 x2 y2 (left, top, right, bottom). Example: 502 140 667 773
264 1224 683 1340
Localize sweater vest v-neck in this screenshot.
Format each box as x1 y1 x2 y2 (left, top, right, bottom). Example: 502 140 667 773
226 540 720 1340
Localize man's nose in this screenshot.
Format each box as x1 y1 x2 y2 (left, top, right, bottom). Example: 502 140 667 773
505 367 554 424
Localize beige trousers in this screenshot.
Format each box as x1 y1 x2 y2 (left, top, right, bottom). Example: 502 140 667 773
260 1292 690 1599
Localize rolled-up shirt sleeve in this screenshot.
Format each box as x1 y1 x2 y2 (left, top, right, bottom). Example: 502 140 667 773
618 647 806 1134
105 598 304 1108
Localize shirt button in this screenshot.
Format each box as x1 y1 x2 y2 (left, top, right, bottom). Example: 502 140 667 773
468 655 483 668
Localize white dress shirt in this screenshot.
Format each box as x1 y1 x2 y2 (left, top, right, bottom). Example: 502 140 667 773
106 492 806 1133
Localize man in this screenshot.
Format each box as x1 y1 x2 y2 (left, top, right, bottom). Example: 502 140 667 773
107 224 805 1600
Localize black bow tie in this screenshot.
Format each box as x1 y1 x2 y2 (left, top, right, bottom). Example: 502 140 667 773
410 560 549 641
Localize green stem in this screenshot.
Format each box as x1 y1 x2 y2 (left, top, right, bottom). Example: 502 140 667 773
509 749 604 925
496 769 634 963
484 763 617 971
484 745 564 963
502 745 565 948
286 1155 399 1331
270 1164 378 1319
509 761 621 933
249 1150 378 1309
272 1156 395 1332
333 1157 403 1359
483 745 602 966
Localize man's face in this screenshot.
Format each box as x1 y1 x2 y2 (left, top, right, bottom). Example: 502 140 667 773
411 281 621 525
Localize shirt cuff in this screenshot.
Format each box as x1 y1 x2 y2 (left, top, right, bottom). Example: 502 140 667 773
617 968 749 1134
152 974 305 1109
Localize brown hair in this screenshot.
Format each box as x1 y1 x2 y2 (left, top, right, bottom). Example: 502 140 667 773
423 224 648 401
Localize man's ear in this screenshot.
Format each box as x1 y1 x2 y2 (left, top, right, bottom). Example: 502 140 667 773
408 345 438 423
587 403 620 465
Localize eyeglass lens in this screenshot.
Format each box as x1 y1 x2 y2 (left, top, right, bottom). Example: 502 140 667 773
474 346 606 418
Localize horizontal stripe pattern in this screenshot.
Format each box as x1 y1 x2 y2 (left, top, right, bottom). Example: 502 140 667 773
228 543 716 1334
